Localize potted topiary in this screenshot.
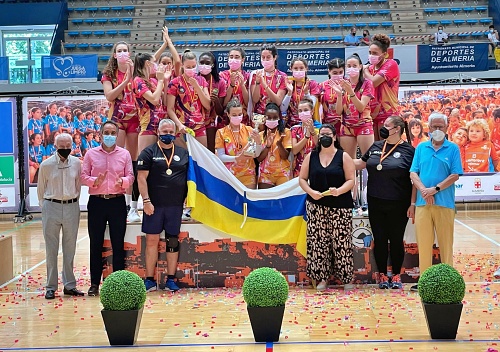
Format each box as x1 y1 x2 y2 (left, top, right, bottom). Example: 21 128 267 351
418 263 466 339
242 267 289 342
100 270 147 345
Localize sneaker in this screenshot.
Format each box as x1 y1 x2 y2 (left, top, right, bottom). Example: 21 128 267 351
127 208 141 223
316 280 327 291
378 273 390 289
410 284 418 292
390 274 403 289
182 208 192 221
165 279 180 292
494 266 500 280
144 279 157 292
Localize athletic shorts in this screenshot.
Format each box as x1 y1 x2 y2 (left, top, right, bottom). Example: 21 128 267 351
112 116 140 134
258 173 290 187
340 123 374 137
142 205 183 236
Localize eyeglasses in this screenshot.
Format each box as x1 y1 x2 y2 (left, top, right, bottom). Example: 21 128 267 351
430 125 446 131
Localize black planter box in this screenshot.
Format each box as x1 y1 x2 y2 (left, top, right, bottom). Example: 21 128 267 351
101 307 144 345
247 305 285 342
422 302 463 339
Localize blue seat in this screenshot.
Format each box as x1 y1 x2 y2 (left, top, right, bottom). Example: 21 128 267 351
122 18 133 25
476 6 488 12
99 7 110 13
317 24 328 31
165 16 176 22
64 43 76 49
106 30 118 36
228 27 239 33
90 43 102 49
466 19 478 25
471 31 486 37
111 6 122 12
67 31 80 37
71 19 83 26
214 27 226 33
200 40 212 45
327 0 338 5
343 22 354 28
241 26 252 32
366 10 377 17
95 18 108 25
87 7 98 13
377 0 387 5
437 8 449 15
364 0 375 5
191 4 202 12
253 26 264 32
278 25 290 31
166 5 177 12
228 14 239 21
315 0 326 6
176 28 187 35
99 56 110 62
330 23 341 30
368 22 380 28
332 35 343 41
240 39 251 44
108 18 120 25
290 0 300 7
352 0 363 7
379 9 390 16
463 7 474 14
341 11 352 17
201 28 213 34
304 24 315 30
103 43 114 49
77 43 89 49
354 10 365 17
68 7 74 13
187 40 199 45
266 1 277 8
318 36 330 41
277 1 289 9
458 33 469 38
253 38 264 43
305 37 316 42
266 14 277 20
254 14 264 20
265 38 276 43
227 39 238 44
228 3 239 11
215 15 226 21
381 22 393 27
94 31 105 36
450 8 461 15
303 0 313 7
83 19 95 25
241 2 252 10
290 13 301 19
266 25 278 31
278 14 289 20
291 24 303 31
179 4 190 12
178 16 189 23
291 37 304 43
188 28 200 34
173 41 186 46
453 19 465 25
440 20 452 25
74 7 85 14
123 6 135 14
190 16 201 22
253 2 264 8
424 8 436 14
303 13 315 19
81 31 92 36
204 4 214 11
279 37 291 43
427 20 439 26
316 12 327 18
357 22 367 27
241 14 252 20
480 18 492 24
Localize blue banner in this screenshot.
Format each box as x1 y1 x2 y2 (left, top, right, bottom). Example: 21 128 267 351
417 43 489 73
0 57 8 83
41 55 98 82
0 101 14 154
214 48 345 76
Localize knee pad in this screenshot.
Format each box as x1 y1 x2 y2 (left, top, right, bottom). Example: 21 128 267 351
166 236 180 253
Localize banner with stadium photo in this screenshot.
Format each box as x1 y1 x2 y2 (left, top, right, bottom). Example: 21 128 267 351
399 84 500 202
22 95 108 211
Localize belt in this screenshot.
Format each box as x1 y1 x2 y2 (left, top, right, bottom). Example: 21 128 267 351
45 198 78 204
93 194 124 199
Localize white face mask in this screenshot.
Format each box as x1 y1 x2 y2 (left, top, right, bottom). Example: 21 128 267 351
431 129 446 142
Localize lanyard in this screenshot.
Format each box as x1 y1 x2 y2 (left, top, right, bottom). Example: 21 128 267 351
228 127 243 152
377 139 402 170
157 143 175 175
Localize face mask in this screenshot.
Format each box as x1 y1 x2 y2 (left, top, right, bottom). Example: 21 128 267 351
265 120 279 129
184 67 197 78
299 111 312 122
490 29 495 33
438 29 443 34
346 67 360 78
198 64 212 75
228 58 242 70
116 51 130 64
369 54 381 66
319 136 333 148
159 134 175 144
102 135 117 148
292 70 306 79
363 33 367 37
379 126 390 139
431 129 446 142
330 74 344 81
150 62 158 75
230 115 243 126
57 148 71 159
261 59 275 70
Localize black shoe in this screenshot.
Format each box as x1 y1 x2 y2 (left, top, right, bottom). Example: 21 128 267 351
410 284 418 292
45 290 55 300
64 287 85 296
88 284 99 296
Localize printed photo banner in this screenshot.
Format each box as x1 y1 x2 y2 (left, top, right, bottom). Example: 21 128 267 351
0 57 8 84
417 43 489 73
344 45 418 74
41 54 98 83
0 98 19 212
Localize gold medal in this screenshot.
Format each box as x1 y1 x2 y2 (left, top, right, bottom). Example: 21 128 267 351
376 164 382 171
190 106 196 112
269 155 276 162
166 169 173 175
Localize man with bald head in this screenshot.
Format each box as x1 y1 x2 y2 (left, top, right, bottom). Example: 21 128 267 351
37 133 84 299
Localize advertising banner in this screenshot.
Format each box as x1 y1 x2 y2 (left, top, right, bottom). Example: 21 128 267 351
345 45 418 73
417 43 489 73
0 98 19 213
41 55 98 83
0 57 8 84
23 95 108 211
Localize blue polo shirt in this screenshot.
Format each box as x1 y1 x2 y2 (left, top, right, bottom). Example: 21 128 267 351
410 139 463 209
344 34 360 45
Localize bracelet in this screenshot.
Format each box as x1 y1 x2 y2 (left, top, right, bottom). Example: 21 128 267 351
143 197 150 201
411 203 416 206
256 81 261 85
266 145 271 148
305 135 310 139
143 200 151 204
349 93 356 98
230 84 236 88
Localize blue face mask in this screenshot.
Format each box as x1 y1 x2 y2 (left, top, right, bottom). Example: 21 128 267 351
159 134 175 144
102 135 117 148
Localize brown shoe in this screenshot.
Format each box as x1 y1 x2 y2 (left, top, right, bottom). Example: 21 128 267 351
64 287 85 296
88 284 99 296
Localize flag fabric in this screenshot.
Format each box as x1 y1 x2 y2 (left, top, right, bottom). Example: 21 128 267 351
186 134 308 257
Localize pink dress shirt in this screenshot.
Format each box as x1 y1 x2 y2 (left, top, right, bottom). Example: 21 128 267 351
81 146 134 195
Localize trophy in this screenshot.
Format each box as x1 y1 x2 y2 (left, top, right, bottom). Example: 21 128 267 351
243 113 266 157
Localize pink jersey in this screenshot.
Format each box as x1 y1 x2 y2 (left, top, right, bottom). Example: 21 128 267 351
369 59 400 121
167 75 208 131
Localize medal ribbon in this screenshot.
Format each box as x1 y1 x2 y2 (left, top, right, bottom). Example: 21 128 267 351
157 142 175 172
379 138 402 166
181 75 198 111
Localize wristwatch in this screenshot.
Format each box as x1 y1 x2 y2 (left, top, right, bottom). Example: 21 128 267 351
435 186 441 192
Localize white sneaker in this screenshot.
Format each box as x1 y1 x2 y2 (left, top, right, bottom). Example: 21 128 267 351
494 266 500 280
316 280 327 291
127 208 141 223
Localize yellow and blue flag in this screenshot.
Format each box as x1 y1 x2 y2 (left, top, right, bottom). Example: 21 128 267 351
185 135 308 257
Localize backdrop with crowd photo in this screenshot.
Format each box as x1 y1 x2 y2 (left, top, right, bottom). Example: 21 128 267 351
399 85 500 202
22 95 108 211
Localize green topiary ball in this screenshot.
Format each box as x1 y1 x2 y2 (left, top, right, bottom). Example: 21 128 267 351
418 263 465 304
242 267 289 308
100 270 147 311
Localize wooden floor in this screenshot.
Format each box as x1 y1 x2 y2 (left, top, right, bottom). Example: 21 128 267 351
0 209 499 352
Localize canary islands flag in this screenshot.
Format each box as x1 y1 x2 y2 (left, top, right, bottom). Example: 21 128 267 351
186 135 308 257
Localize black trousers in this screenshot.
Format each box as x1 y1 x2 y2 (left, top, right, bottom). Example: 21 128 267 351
367 195 410 275
87 195 127 285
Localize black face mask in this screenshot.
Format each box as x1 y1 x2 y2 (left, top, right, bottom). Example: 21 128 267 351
379 127 390 140
363 33 367 37
57 148 71 159
319 136 333 148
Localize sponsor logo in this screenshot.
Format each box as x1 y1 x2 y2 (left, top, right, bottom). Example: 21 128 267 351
474 178 481 189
